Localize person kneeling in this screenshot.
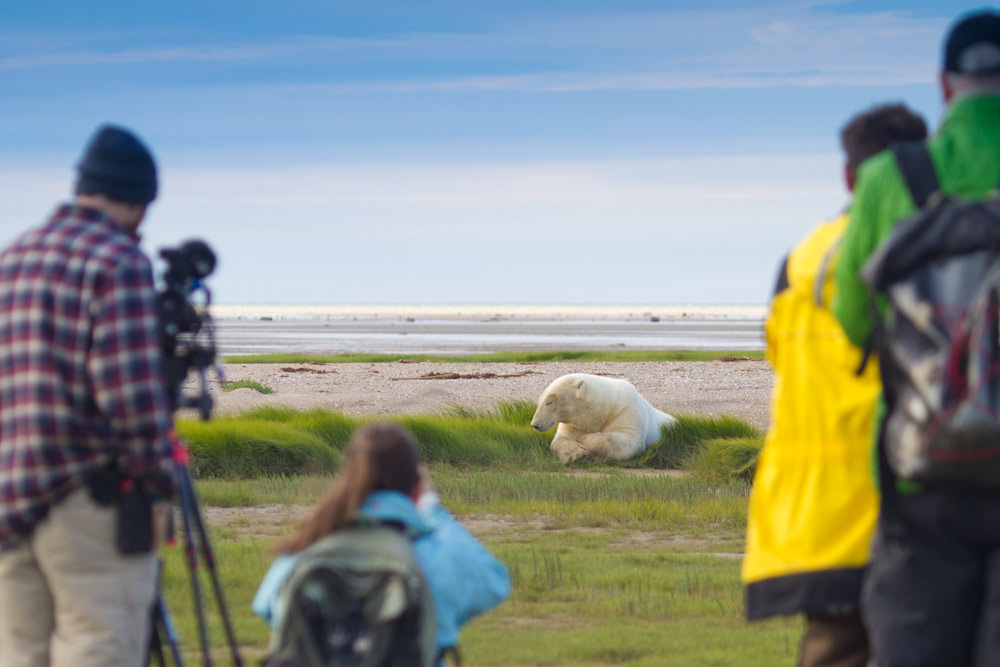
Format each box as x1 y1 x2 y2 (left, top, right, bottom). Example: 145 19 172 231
253 423 510 666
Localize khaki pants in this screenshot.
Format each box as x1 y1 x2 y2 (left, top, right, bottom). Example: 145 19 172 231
798 612 869 667
0 488 158 667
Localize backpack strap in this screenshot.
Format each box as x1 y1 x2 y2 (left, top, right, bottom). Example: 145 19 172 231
813 237 843 307
854 143 940 376
854 297 880 377
891 141 939 209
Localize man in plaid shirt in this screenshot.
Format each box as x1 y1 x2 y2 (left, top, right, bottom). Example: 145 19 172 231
0 125 175 667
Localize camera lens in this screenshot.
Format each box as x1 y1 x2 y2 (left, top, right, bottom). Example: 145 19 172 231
180 240 216 279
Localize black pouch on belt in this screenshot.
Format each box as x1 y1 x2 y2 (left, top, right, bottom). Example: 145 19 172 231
85 463 120 506
116 478 154 554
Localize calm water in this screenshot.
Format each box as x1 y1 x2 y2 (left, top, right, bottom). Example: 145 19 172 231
213 317 765 356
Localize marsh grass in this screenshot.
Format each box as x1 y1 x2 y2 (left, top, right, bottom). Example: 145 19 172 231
178 402 762 478
160 537 272 665
161 481 796 666
196 476 330 507
195 470 752 533
471 533 798 666
223 350 765 364
633 416 761 469
177 419 339 478
158 535 799 666
221 380 276 394
686 437 764 485
439 473 751 532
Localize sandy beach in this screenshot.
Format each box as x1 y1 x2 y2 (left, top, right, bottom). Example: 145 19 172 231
204 358 774 430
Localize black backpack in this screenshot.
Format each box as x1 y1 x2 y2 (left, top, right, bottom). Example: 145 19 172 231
862 142 1000 487
265 522 437 667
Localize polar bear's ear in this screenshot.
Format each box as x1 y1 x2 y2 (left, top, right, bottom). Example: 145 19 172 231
575 378 586 398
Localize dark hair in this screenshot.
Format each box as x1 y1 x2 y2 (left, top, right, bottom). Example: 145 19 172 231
840 104 928 172
275 423 421 554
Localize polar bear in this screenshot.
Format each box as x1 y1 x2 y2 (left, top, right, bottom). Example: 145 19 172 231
530 373 677 464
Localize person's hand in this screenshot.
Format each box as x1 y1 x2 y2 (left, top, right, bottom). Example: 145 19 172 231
412 466 438 511
416 465 434 496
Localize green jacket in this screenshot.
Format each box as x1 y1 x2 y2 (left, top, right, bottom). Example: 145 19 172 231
833 94 1000 345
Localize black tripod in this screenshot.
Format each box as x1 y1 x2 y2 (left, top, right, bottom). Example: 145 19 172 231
149 239 240 664
148 439 243 667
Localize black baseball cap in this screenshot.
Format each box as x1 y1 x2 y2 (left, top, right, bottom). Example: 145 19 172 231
75 124 158 205
945 10 1000 75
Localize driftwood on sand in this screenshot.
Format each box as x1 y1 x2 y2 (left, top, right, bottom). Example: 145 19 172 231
391 370 543 381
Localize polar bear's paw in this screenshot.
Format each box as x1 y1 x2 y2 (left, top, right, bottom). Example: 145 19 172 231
560 445 589 464
552 436 589 464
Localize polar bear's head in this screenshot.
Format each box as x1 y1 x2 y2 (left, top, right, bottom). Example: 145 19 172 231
530 375 588 431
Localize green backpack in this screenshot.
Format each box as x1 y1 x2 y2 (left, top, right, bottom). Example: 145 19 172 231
265 522 437 667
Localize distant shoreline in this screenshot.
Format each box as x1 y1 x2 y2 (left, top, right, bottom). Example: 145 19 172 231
209 304 767 321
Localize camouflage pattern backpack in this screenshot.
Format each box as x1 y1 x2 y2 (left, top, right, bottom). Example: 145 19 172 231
265 522 437 667
862 141 1000 487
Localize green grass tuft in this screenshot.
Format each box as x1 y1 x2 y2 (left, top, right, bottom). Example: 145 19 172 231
632 415 761 469
177 419 339 478
221 380 276 394
444 399 540 426
223 350 765 364
686 437 764 485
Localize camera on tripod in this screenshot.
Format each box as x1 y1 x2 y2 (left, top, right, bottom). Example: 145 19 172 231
149 239 243 667
157 239 220 421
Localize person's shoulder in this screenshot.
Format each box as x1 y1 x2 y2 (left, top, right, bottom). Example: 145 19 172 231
856 147 912 199
794 212 848 254
81 226 151 275
851 146 916 233
0 226 42 261
360 490 431 539
784 211 848 290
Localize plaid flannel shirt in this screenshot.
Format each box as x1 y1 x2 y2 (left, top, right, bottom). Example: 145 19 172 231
0 204 174 547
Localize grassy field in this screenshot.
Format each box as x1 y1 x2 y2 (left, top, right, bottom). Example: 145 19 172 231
160 470 798 666
156 402 781 665
223 350 765 364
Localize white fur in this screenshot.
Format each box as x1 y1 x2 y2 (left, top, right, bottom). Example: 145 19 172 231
530 373 677 464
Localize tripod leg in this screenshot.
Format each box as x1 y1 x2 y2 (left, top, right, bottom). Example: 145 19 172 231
156 591 186 667
180 467 244 667
178 473 213 666
146 603 164 667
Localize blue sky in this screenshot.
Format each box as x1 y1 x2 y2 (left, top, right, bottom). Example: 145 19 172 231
0 1 965 304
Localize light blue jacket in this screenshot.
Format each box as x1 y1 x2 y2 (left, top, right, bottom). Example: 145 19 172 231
252 490 510 652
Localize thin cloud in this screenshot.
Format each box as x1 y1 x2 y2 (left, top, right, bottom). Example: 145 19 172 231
0 7 948 92
336 68 934 93
0 36 386 70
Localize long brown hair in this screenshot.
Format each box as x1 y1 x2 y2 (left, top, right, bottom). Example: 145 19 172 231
275 423 421 554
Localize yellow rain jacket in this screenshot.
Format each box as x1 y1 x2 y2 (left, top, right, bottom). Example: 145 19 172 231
742 212 880 620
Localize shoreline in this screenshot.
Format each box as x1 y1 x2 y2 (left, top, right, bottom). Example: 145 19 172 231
213 319 767 357
209 304 767 321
